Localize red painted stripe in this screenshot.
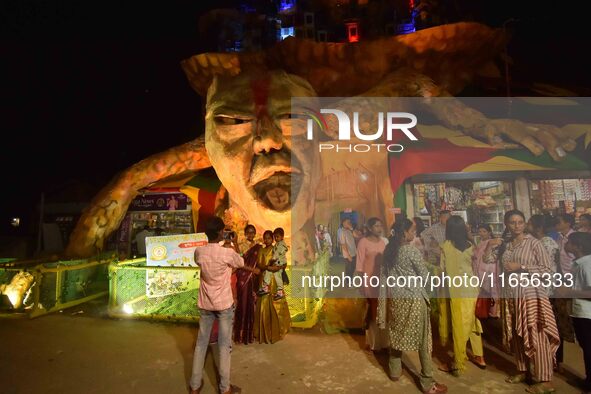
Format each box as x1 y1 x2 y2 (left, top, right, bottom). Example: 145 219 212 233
196 189 218 232
251 76 271 119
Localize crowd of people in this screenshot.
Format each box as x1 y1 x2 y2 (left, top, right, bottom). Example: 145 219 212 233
188 210 591 394
340 210 591 394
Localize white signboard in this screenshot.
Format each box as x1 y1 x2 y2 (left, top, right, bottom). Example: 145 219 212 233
146 233 207 267
145 233 207 298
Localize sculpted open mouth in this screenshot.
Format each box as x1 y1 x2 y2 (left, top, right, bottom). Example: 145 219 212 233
250 166 303 212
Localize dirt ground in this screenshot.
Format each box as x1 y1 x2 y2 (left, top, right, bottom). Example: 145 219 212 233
0 294 587 394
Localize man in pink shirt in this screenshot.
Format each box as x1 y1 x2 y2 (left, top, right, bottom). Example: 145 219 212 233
190 217 259 394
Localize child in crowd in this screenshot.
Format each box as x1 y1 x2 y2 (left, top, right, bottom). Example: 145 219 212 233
258 227 288 300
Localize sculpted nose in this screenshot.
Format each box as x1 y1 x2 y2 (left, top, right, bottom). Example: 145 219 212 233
253 117 283 154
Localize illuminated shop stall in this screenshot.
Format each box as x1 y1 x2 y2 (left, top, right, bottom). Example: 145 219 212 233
390 122 591 234
411 177 515 236
406 172 591 240
529 175 591 222
115 173 221 259
120 192 193 258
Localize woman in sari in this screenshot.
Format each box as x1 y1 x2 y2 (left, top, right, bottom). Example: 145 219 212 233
438 216 486 376
233 224 261 344
254 230 291 343
486 210 559 394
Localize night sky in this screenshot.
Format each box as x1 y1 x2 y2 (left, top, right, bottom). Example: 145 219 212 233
2 0 590 236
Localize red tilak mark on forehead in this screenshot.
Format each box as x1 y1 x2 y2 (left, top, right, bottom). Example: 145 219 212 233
251 76 271 119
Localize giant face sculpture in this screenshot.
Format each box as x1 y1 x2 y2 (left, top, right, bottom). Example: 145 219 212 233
204 71 320 238
65 22 581 259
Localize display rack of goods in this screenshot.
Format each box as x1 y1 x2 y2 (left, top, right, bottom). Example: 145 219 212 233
581 179 591 200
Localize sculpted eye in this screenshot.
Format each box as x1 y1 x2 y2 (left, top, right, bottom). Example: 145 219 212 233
278 113 308 120
214 115 252 125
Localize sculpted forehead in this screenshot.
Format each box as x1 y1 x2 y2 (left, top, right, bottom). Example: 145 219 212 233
206 70 317 114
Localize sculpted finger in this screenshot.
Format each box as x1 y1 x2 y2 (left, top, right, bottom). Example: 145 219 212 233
485 133 518 149
536 124 577 152
526 126 566 161
503 133 545 156
491 120 545 156
517 136 546 157
462 122 499 147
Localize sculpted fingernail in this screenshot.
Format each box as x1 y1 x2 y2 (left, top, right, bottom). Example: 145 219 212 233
526 126 539 131
556 147 566 157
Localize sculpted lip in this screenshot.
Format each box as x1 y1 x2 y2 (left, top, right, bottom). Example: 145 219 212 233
248 165 301 188
251 171 304 212
248 150 305 211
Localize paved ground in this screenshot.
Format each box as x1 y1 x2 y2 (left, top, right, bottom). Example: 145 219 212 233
0 294 587 394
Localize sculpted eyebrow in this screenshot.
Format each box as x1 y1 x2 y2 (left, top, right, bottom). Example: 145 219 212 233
209 102 255 116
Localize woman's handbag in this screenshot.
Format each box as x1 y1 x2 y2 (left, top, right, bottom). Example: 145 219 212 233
475 297 492 319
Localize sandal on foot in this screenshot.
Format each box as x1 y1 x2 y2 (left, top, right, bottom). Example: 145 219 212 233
525 383 556 394
189 379 203 394
505 373 527 384
423 382 448 394
468 355 487 369
438 363 461 377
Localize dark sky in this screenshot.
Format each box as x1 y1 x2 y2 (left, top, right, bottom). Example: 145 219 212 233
1 0 590 235
2 1 224 235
